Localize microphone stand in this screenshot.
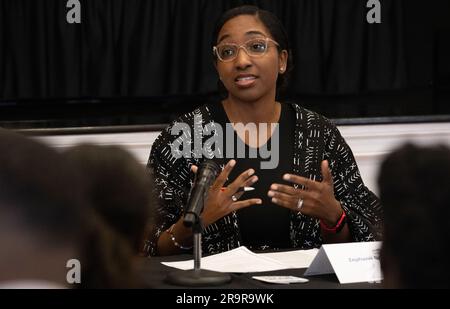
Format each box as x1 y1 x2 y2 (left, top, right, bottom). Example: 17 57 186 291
165 196 232 287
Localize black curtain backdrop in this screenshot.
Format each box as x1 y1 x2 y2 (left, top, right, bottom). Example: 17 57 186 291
0 0 449 127
0 0 412 100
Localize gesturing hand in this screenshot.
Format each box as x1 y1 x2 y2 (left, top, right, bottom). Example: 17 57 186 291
268 160 343 226
191 160 261 227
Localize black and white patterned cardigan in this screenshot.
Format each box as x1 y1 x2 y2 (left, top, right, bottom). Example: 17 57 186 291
146 102 382 256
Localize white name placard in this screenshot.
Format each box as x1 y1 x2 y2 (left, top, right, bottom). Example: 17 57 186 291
304 241 383 284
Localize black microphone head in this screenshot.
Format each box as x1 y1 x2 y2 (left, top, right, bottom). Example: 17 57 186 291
197 159 220 177
184 159 220 228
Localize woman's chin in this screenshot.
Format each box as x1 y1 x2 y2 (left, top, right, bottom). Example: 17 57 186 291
229 90 265 103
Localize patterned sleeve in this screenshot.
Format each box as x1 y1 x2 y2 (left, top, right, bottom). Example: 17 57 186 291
144 126 195 256
324 120 383 241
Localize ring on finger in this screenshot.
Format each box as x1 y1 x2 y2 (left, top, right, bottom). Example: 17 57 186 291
231 195 238 202
297 197 304 213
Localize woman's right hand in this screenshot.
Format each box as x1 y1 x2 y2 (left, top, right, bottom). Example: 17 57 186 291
191 159 261 227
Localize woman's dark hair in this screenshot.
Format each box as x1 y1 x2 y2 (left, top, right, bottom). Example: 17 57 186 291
211 5 293 99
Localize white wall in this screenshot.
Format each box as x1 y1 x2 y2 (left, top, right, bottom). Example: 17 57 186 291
339 123 450 193
35 122 450 194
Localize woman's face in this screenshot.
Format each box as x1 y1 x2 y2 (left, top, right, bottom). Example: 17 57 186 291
215 15 288 103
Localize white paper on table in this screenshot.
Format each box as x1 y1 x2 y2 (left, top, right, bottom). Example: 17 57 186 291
258 248 319 269
162 246 292 273
252 276 309 284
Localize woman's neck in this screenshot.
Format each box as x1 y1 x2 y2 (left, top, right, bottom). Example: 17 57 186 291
222 96 281 125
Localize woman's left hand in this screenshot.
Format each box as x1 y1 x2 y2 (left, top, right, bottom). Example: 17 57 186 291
268 160 343 226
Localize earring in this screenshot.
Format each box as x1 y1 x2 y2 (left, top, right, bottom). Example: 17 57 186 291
279 68 284 73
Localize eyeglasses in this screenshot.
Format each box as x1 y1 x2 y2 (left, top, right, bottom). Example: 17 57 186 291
213 37 280 62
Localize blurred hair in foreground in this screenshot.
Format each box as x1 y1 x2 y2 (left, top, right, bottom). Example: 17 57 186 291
378 143 450 288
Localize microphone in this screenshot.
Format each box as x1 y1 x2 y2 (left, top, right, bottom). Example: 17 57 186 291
166 159 231 287
184 160 220 227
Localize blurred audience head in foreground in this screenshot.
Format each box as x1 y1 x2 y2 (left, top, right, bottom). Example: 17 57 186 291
0 129 88 288
378 143 450 288
63 144 157 288
63 144 155 254
0 131 156 288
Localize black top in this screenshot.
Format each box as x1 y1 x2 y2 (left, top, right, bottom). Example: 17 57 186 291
209 102 295 250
